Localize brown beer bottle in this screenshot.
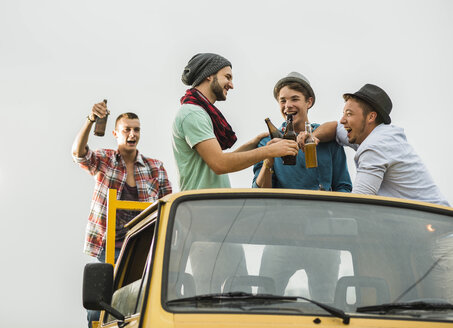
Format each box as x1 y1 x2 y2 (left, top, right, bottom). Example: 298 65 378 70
282 114 297 165
265 117 283 139
94 99 109 136
304 122 318 168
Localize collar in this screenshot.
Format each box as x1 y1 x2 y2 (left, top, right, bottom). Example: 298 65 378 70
113 149 145 167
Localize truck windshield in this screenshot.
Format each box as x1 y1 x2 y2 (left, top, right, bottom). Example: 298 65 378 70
164 197 453 318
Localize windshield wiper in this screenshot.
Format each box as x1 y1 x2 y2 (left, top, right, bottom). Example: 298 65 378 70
167 292 350 324
357 300 453 314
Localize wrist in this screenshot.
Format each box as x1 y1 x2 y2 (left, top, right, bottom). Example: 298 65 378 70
263 159 274 174
87 114 96 123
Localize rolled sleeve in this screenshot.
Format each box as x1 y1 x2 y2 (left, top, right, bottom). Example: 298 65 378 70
353 149 386 195
73 147 102 175
157 162 173 197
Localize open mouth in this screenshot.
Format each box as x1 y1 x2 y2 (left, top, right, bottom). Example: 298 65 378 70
127 140 136 146
344 127 352 137
285 112 297 118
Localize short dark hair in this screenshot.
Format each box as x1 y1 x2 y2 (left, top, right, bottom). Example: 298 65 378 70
115 112 139 128
344 95 384 125
276 81 311 101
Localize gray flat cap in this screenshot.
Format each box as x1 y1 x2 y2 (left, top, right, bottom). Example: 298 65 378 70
273 72 316 108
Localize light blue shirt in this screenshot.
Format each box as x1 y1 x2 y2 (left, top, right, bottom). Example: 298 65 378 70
336 123 450 206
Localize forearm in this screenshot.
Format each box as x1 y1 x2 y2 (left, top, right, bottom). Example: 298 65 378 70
72 117 94 157
213 147 276 174
234 132 268 152
196 138 297 175
313 121 337 143
255 160 273 188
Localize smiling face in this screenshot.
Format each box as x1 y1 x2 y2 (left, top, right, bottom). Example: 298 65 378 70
113 118 141 153
340 98 377 145
209 66 234 102
277 85 313 132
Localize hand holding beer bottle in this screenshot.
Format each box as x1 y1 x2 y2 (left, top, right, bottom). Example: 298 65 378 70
282 114 297 165
304 122 318 168
94 99 109 136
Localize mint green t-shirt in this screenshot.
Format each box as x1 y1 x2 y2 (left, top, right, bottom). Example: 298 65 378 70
172 103 230 191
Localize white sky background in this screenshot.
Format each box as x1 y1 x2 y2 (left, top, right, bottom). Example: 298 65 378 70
1 0 452 326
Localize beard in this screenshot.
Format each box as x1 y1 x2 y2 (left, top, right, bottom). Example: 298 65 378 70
348 119 367 144
210 76 226 101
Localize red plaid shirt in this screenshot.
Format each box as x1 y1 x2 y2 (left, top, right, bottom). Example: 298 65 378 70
73 148 172 258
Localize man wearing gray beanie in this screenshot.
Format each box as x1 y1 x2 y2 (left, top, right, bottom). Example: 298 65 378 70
172 54 298 296
172 53 299 191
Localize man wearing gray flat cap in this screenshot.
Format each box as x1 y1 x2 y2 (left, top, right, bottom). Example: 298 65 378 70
299 83 450 206
172 53 298 191
254 72 352 303
253 71 352 192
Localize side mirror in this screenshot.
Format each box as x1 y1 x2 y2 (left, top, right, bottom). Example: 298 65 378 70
83 263 114 310
83 263 125 321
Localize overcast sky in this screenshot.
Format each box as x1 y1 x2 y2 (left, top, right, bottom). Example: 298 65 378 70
1 0 452 326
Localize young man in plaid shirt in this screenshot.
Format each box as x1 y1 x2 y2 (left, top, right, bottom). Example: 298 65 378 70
72 101 172 262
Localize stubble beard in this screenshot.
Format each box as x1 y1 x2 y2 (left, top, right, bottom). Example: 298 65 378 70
211 76 226 101
348 119 367 145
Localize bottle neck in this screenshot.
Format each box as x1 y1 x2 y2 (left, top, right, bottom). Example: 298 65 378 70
305 123 316 143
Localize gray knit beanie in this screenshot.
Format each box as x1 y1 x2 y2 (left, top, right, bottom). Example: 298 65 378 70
181 53 232 87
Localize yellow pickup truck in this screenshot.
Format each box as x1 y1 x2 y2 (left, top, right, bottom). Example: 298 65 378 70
83 188 453 327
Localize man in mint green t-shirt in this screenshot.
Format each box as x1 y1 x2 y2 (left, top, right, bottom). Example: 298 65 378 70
172 53 299 296
172 53 298 191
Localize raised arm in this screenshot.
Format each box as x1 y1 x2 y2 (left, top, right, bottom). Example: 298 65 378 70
297 121 337 150
72 101 109 157
195 138 298 175
313 121 337 141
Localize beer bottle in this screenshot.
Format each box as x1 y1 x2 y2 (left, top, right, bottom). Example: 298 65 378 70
94 99 109 136
304 122 318 168
282 114 297 165
265 117 283 139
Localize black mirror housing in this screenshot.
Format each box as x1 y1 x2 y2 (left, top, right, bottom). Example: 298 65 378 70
83 263 114 310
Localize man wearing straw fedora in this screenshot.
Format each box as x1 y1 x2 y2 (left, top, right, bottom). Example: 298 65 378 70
298 83 449 206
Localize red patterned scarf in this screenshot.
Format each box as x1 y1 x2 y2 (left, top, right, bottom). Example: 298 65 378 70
180 88 237 150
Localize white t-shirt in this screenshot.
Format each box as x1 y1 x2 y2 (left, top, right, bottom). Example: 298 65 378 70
336 123 450 206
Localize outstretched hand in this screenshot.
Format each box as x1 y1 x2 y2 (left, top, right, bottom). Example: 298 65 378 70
297 131 319 152
266 138 299 157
